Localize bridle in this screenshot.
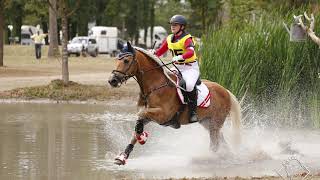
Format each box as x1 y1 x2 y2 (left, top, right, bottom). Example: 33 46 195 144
111 51 172 106
111 52 137 85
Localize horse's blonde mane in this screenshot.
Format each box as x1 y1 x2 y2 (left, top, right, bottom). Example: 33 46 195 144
134 47 164 67
134 46 177 87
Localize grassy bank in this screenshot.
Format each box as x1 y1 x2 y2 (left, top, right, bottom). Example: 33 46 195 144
200 12 320 127
0 79 137 101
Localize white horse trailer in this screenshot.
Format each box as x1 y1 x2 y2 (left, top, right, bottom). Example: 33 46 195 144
88 26 119 56
139 26 167 49
21 25 44 45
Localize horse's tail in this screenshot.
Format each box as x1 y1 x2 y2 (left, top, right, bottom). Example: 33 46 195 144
227 90 242 148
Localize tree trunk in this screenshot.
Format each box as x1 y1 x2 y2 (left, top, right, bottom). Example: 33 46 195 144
48 0 60 58
201 6 206 34
0 4 4 67
42 20 49 45
61 15 69 83
150 0 155 49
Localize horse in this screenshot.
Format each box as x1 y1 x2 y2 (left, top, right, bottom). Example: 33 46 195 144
108 42 241 165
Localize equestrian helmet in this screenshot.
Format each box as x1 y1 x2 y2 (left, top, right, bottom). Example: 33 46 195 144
169 15 187 26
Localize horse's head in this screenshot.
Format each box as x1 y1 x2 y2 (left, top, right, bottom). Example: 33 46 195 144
108 42 138 87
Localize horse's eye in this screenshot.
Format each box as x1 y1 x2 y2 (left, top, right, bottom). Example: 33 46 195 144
124 59 129 64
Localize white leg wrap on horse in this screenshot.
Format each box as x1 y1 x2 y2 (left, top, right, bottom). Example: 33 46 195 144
135 131 149 145
115 152 127 165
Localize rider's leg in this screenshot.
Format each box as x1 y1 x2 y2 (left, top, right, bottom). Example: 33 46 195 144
180 63 200 123
187 87 198 123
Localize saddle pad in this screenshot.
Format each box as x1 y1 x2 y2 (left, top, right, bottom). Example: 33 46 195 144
176 81 211 108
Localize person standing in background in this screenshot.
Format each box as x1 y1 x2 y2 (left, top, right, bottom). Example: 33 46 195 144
30 29 47 59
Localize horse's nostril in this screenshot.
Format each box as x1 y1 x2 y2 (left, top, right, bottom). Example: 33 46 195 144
108 79 118 86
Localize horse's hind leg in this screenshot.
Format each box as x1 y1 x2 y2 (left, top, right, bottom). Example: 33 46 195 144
209 128 221 152
201 118 227 152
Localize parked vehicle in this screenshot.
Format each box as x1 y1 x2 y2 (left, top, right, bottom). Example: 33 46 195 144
138 26 167 49
67 36 99 57
88 26 120 56
21 25 44 45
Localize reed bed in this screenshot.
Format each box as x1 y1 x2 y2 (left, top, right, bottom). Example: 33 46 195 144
200 12 320 127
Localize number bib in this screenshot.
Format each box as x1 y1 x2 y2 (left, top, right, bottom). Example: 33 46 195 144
167 34 197 63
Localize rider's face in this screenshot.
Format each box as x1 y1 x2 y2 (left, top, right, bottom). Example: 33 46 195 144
171 23 182 34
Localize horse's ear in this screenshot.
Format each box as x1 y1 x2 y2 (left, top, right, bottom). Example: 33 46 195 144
126 41 131 48
126 41 135 54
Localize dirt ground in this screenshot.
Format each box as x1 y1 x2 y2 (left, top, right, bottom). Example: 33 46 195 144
0 45 138 92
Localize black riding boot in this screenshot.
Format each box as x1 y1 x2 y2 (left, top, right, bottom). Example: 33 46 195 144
187 88 198 123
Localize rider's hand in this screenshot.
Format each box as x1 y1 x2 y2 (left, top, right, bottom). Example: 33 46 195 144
149 49 156 55
172 55 184 62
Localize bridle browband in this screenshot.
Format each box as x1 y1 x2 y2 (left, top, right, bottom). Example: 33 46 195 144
111 52 137 84
111 51 172 106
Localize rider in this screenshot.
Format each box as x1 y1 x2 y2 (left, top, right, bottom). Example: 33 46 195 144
154 14 200 123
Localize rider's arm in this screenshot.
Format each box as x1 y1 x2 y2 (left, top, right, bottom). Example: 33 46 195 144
155 39 168 57
181 37 195 60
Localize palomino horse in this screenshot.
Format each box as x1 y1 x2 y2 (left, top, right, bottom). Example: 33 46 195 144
108 42 241 165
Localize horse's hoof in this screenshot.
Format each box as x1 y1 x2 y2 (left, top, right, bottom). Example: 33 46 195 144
114 159 125 165
114 153 127 165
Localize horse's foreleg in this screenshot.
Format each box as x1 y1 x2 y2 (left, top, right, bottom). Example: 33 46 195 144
138 107 169 124
114 119 150 165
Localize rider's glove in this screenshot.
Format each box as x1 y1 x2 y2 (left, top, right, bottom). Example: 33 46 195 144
172 55 184 63
149 49 156 55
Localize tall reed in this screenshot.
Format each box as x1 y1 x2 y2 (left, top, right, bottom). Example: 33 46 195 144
200 12 320 127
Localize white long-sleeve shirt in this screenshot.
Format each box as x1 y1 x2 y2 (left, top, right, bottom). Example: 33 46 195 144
31 34 47 44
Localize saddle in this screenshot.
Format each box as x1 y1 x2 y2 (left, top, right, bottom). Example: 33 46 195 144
178 74 201 100
160 72 211 129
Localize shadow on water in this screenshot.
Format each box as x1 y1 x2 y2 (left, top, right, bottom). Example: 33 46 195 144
0 101 320 180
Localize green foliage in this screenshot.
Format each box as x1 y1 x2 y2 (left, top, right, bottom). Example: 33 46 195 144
23 0 48 25
188 0 224 35
155 0 188 32
102 0 122 26
200 12 320 127
5 0 25 38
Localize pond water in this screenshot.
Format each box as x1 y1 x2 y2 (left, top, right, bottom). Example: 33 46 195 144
0 100 319 180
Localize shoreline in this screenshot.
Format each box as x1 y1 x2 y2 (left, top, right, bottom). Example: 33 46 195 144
0 97 137 105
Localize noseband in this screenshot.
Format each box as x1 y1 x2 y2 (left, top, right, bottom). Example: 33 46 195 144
111 52 137 84
111 50 171 106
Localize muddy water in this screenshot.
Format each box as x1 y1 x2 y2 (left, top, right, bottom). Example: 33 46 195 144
0 101 320 180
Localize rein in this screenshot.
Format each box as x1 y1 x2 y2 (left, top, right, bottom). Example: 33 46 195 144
112 52 173 106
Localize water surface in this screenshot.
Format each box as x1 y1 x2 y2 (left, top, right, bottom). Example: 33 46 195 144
0 101 319 180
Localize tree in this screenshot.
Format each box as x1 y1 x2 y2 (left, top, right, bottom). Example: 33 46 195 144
149 0 155 47
154 0 188 34
103 0 120 26
188 0 224 34
0 2 4 67
6 0 25 43
126 0 141 43
24 0 49 44
298 12 320 47
48 0 60 57
93 0 108 26
47 0 80 83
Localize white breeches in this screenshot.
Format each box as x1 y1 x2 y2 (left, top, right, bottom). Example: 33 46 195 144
174 61 200 92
